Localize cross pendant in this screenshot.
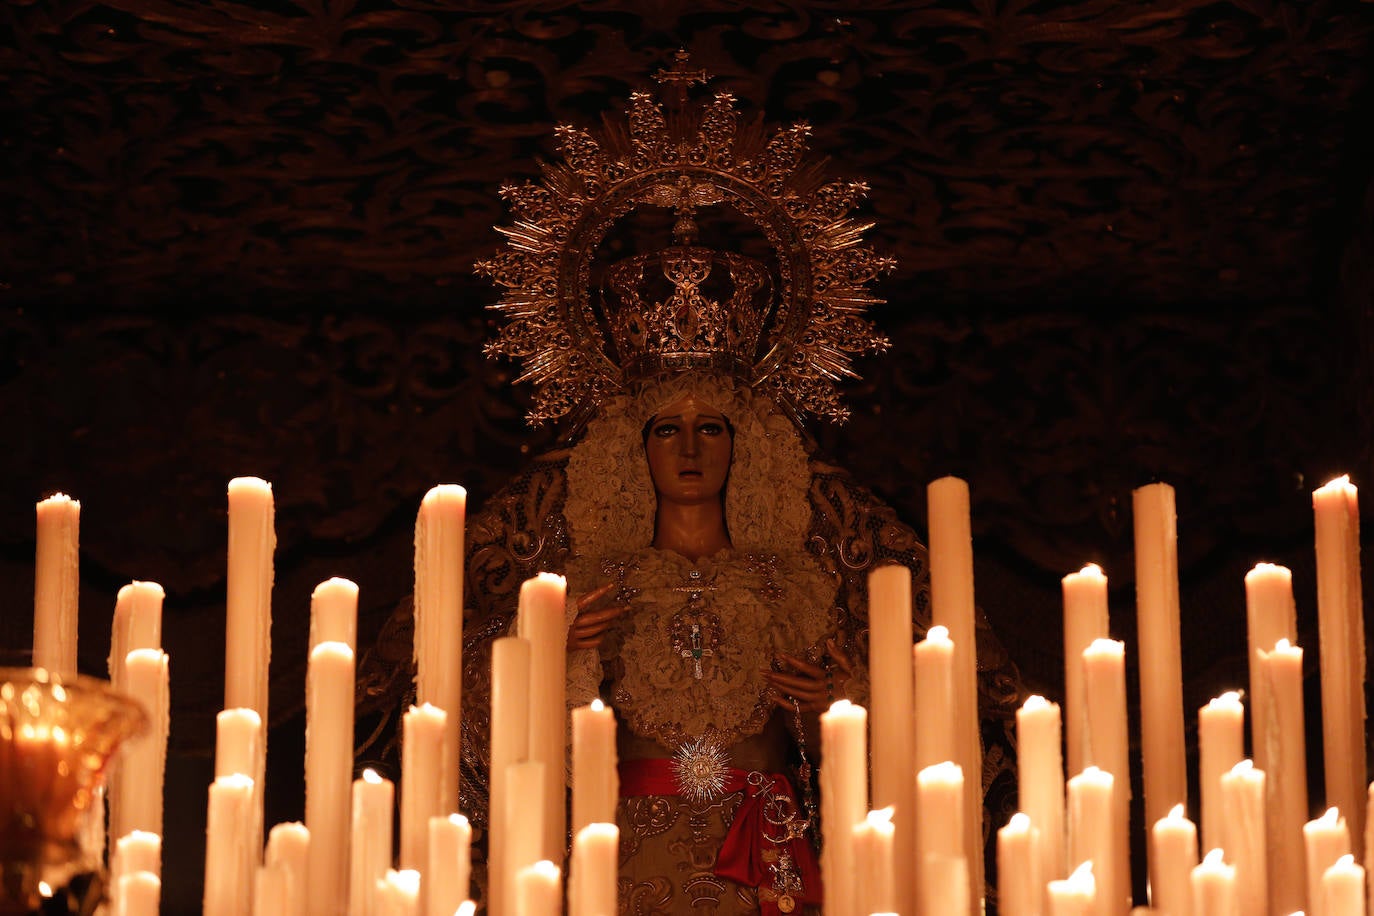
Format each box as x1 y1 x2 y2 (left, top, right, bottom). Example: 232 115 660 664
680 623 712 679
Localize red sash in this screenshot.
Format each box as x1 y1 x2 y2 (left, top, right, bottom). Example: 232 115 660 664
619 757 823 914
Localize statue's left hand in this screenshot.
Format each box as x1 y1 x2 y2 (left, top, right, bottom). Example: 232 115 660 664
569 582 631 651
762 638 855 713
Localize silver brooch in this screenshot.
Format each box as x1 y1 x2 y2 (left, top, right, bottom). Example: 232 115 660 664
672 734 732 804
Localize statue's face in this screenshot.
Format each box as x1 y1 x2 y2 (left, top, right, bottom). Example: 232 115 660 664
645 394 733 506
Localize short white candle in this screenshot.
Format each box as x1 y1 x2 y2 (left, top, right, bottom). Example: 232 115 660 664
1259 637 1309 916
1017 695 1066 883
203 773 255 916
517 573 569 864
571 698 618 836
914 625 956 769
854 807 897 916
264 822 310 916
821 700 869 916
1149 803 1196 916
33 492 80 677
113 649 169 844
917 763 967 916
1049 861 1097 916
505 760 548 915
400 703 446 870
1062 563 1110 779
998 812 1042 916
109 580 164 687
488 636 532 916
305 641 355 916
1190 848 1235 916
1219 760 1266 916
1321 853 1365 916
868 564 917 916
350 769 395 916
515 860 562 916
1067 766 1116 916
1197 691 1244 853
570 822 618 916
115 871 161 916
255 862 290 916
1082 639 1131 915
214 707 263 780
1306 807 1352 916
310 576 358 653
377 869 421 916
111 830 162 884
427 813 472 916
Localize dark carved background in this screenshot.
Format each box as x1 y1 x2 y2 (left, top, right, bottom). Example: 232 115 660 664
2 2 1373 911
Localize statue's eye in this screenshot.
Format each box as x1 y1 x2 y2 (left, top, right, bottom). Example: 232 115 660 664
652 423 679 438
698 422 725 436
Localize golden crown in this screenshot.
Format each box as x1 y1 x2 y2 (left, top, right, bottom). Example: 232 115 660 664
477 51 894 425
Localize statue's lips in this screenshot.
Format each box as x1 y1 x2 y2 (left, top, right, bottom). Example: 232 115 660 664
679 470 702 478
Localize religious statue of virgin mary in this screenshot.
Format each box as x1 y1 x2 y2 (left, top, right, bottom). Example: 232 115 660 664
357 53 1022 913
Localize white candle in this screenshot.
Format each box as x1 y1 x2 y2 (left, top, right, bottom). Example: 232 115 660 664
305 641 355 916
998 812 1043 916
115 871 161 916
33 492 80 676
310 576 358 653
515 860 562 916
1018 696 1066 883
351 769 395 916
1132 483 1187 883
505 760 548 916
1244 563 1297 778
570 823 618 916
927 475 983 911
517 572 568 864
821 699 869 916
400 703 447 870
1313 477 1366 860
868 564 917 916
1082 639 1131 915
917 762 967 916
109 581 164 687
255 862 290 916
112 648 169 842
264 822 310 916
1321 854 1365 916
1149 804 1196 916
1068 767 1118 916
1062 563 1111 777
1258 638 1308 916
854 807 897 916
214 707 263 780
1049 862 1098 916
1219 760 1266 916
571 699 618 836
413 484 466 815
1197 692 1244 853
489 636 532 916
914 624 956 769
225 476 274 862
1190 849 1236 916
428 814 472 916
377 869 421 916
1305 807 1352 916
203 773 256 916
111 830 162 884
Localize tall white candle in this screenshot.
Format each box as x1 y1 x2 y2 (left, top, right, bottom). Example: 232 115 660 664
1068 767 1119 916
1305 807 1351 916
571 699 618 836
998 812 1043 916
1196 691 1244 854
1018 696 1066 883
515 860 562 916
489 636 532 916
1062 563 1111 778
400 703 447 871
1219 760 1266 916
1190 849 1235 916
1321 854 1365 916
1082 639 1131 915
517 572 568 865
1149 804 1196 916
821 699 869 916
225 475 275 863
214 708 263 780
868 564 917 916
914 624 956 769
570 823 618 916
413 484 466 815
203 773 256 916
927 475 983 911
350 769 395 916
265 822 310 916
255 862 290 916
305 641 355 916
1313 476 1366 860
1132 483 1187 882
112 648 169 842
33 492 80 676
310 577 358 653
428 814 472 916
1258 638 1308 916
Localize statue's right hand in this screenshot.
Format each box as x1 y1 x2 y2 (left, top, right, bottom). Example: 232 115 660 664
569 582 631 651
